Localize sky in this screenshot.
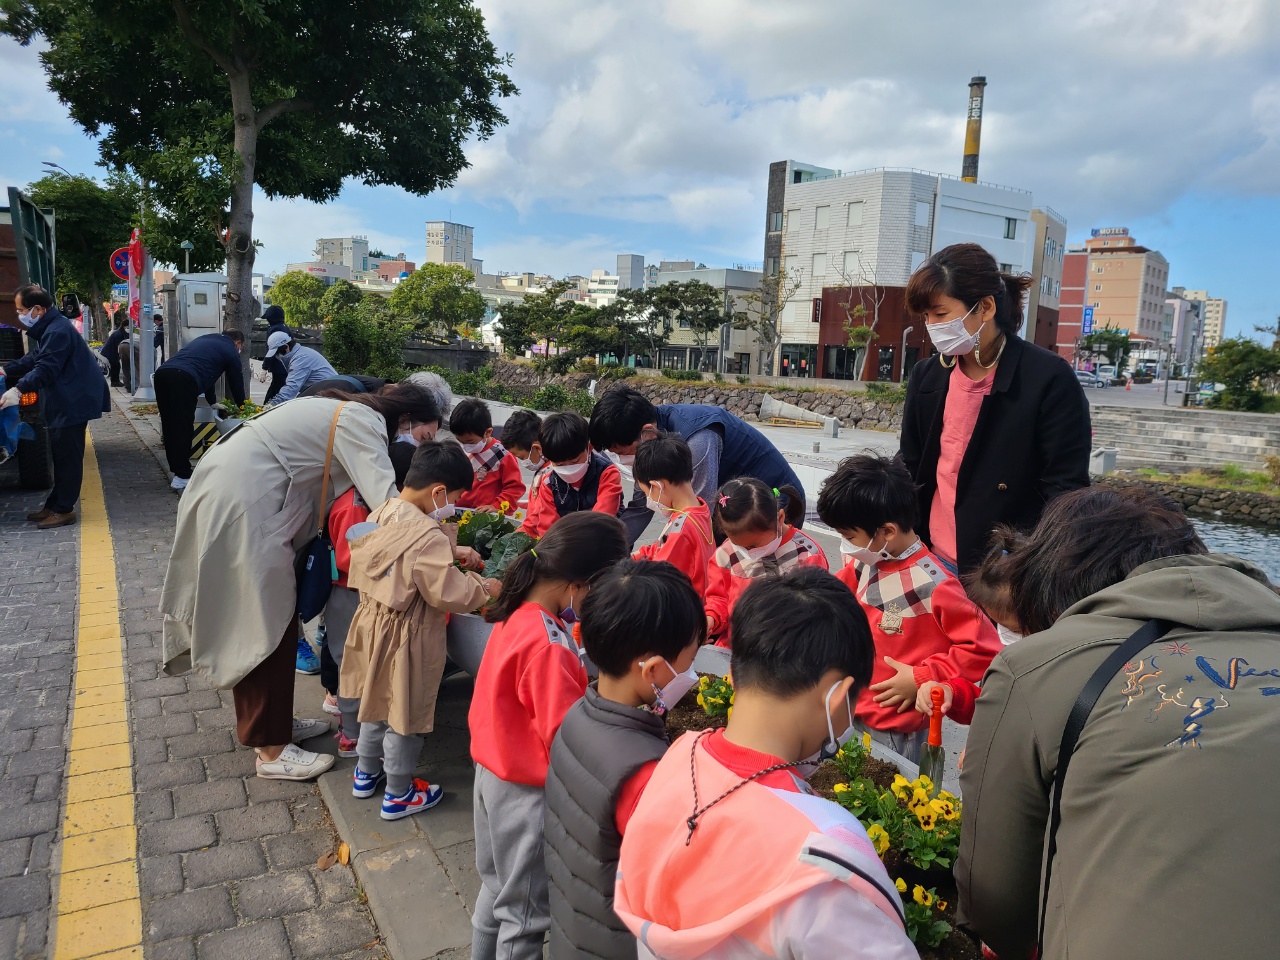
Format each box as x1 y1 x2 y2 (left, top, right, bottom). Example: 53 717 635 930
2 0 1278 338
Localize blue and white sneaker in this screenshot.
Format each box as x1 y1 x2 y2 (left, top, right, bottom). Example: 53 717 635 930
353 766 386 799
381 778 444 821
295 635 321 674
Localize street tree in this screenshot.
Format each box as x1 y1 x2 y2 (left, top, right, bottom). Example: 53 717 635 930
3 0 516 382
268 270 326 328
612 288 672 367
319 278 364 320
1254 315 1280 352
1081 327 1132 371
834 257 888 380
650 281 728 370
1199 337 1280 411
495 281 574 358
389 263 486 341
735 269 804 376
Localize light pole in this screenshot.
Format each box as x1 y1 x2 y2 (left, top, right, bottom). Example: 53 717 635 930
900 326 914 382
180 240 194 275
41 161 73 176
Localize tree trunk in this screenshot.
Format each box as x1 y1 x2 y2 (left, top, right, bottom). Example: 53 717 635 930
90 279 103 341
226 70 258 386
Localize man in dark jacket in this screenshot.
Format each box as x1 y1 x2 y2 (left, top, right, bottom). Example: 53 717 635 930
153 330 247 490
259 305 292 403
100 320 129 387
2 284 111 528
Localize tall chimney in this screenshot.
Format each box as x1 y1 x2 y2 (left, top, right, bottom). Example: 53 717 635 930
961 76 987 183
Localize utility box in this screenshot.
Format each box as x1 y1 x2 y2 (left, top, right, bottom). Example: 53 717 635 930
174 273 227 350
1089 448 1118 476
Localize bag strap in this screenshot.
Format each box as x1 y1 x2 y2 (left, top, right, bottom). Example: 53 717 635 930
314 402 346 537
1037 617 1173 952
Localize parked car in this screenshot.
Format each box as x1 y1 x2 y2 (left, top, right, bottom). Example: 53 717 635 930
1075 370 1111 389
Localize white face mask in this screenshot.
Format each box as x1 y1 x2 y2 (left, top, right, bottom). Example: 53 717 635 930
552 460 590 483
735 531 782 565
842 533 890 568
17 310 37 328
997 623 1023 645
926 302 985 357
428 491 456 522
796 681 857 778
396 432 420 448
646 658 698 716
461 439 487 455
614 452 636 467
645 482 674 518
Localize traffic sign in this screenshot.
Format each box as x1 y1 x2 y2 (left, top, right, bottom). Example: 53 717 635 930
1082 306 1094 336
110 247 130 280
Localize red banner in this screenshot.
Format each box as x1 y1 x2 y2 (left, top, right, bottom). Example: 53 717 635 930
127 229 143 322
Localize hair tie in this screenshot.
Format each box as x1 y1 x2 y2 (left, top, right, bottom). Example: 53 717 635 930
529 549 537 559
718 494 729 507
772 488 780 497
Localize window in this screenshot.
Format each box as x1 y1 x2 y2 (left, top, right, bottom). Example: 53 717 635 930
764 257 779 277
784 255 798 277
815 206 831 231
194 292 208 305
1004 217 1017 240
843 251 861 277
1094 283 1102 292
847 201 864 227
915 202 931 227
1095 264 1104 273
768 212 783 232
812 252 827 277
1000 263 1014 274
785 209 800 234
1054 280 1061 297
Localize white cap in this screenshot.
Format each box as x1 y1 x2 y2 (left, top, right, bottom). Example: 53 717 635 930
264 330 292 357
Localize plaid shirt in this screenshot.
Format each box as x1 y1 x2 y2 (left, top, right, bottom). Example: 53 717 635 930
713 528 825 580
851 541 949 629
470 439 509 482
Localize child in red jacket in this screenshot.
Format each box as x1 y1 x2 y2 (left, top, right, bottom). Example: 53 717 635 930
451 398 525 513
519 412 622 539
498 408 546 508
704 478 827 646
630 433 715 595
816 454 1000 763
468 511 629 960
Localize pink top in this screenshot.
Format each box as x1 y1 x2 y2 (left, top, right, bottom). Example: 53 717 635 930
929 364 995 566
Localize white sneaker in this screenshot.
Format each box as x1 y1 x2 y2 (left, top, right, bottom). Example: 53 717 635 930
322 693 341 716
170 476 188 491
255 743 335 781
291 717 330 743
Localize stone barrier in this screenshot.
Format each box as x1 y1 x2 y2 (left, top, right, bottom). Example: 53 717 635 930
1097 475 1280 528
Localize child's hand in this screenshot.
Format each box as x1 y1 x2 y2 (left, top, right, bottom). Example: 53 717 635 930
705 615 717 642
870 656 918 713
483 578 502 598
916 680 954 717
475 505 497 514
454 546 484 571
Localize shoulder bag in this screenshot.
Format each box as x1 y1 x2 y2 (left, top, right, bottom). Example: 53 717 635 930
296 402 346 622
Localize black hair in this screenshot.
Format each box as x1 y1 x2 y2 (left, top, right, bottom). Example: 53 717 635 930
816 454 918 534
388 440 417 489
501 409 542 453
588 384 656 452
962 529 1021 625
403 440 473 494
730 568 875 697
336 381 441 443
633 432 693 486
485 512 628 623
714 477 804 534
449 398 492 439
1004 486 1206 634
906 242 1033 338
540 411 590 463
222 329 245 345
580 559 706 677
61 294 81 318
16 285 53 310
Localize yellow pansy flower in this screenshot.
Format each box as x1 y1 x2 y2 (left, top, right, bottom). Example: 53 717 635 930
937 900 949 912
915 774 934 794
866 823 890 856
832 783 850 795
895 877 907 894
460 510 474 524
726 705 733 721
932 796 959 821
698 675 711 690
890 774 912 800
938 789 957 804
696 693 707 710
916 808 937 832
907 788 931 812
862 731 873 751
499 500 511 514
913 885 933 907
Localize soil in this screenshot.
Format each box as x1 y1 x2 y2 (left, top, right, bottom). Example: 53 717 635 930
664 699 726 741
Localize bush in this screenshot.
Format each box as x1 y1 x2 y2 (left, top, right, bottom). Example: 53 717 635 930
1266 455 1280 486
530 384 569 411
573 357 599 374
564 388 596 418
736 374 750 385
663 368 702 382
600 365 636 381
865 381 907 404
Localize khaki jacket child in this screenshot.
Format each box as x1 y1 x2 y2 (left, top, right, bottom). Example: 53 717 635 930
340 497 489 734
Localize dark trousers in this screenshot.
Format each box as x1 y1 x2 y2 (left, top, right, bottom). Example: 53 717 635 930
233 616 298 748
105 353 122 386
118 343 132 392
153 367 201 479
46 424 87 514
263 356 286 404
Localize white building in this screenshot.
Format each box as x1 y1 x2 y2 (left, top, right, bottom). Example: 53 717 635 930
426 220 483 275
315 237 370 273
586 270 621 307
283 261 352 285
648 265 762 372
1175 289 1227 348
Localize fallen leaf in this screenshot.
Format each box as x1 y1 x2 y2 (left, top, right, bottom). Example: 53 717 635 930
337 842 350 865
316 851 338 871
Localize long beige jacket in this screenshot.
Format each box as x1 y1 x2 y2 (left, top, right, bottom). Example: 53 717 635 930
339 498 490 734
160 398 398 688
957 554 1280 960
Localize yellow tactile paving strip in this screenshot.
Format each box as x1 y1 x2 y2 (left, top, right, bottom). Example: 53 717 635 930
51 433 143 959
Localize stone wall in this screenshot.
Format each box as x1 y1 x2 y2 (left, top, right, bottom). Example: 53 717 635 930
1090 403 1280 472
1098 475 1280 528
487 360 904 432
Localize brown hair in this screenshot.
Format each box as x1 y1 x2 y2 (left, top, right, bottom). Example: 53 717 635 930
713 477 804 535
321 381 440 442
906 242 1033 337
963 528 1021 625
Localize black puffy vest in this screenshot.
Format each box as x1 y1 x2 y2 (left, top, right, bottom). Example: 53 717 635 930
548 451 614 517
544 685 668 960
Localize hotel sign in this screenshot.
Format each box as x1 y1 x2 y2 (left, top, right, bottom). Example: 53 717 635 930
1090 227 1129 238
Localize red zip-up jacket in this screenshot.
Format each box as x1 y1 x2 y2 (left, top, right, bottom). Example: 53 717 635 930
469 602 588 787
704 527 829 645
457 438 526 513
633 500 715 596
519 461 622 539
836 543 999 733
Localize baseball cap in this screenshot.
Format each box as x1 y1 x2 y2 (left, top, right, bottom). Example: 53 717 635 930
264 331 292 357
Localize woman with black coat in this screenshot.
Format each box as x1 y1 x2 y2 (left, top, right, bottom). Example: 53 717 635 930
899 243 1092 576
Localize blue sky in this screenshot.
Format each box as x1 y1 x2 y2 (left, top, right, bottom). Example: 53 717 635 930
2 0 1277 339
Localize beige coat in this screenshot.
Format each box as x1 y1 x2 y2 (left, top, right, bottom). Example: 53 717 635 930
160 398 398 688
339 497 490 734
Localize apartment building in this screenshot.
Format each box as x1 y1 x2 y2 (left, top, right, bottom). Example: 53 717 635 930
1175 289 1227 347
1082 229 1170 371
648 265 762 373
1027 208 1067 350
315 236 370 273
425 221 483 275
1057 247 1088 364
617 254 645 291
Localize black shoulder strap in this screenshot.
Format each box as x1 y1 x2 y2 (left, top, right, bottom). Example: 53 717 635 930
1038 618 1173 953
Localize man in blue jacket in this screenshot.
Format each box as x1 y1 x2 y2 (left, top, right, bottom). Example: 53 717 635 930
1 284 111 528
588 384 805 544
153 330 247 491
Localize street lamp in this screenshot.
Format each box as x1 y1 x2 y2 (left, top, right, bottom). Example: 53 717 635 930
41 161 73 176
180 240 194 275
900 326 914 382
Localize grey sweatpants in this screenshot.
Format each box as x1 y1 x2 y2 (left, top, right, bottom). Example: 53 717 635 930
326 586 363 736
355 722 423 797
471 763 548 960
859 722 928 764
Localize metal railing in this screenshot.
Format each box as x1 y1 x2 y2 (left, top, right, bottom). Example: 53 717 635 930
806 166 1034 197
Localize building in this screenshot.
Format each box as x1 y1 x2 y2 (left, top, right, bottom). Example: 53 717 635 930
1175 289 1227 348
647 265 763 373
425 221 482 275
1056 247 1088 364
370 254 416 282
617 254 645 291
586 270 621 307
760 160 1037 379
1165 293 1203 370
283 261 352 285
315 237 370 273
1082 229 1170 371
1027 208 1067 351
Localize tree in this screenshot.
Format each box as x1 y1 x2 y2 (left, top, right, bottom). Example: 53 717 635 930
1081 327 1132 371
269 271 326 328
1199 337 1280 411
735 269 804 376
1255 315 1280 352
4 0 516 383
650 280 728 370
389 263 486 341
834 257 888 380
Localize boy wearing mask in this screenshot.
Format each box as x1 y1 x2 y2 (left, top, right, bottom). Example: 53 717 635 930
630 434 715 596
519 412 622 539
450 398 526 513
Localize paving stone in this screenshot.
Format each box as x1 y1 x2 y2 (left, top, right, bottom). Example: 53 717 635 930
30 723 66 750
135 758 207 791
132 695 164 719
136 712 198 740
172 778 246 818
197 918 289 960
5 749 65 778
201 748 257 781
140 815 217 857
0 802 58 841
150 938 196 960
141 854 186 898
0 874 49 920
233 869 318 920
285 900 379 960
136 788 175 824
32 772 63 803
437 840 481 911
145 887 236 941
0 839 32 879
264 828 334 870
184 841 269 888
215 801 294 842
312 861 360 903
162 690 222 715
245 775 316 803
0 776 35 808
134 736 169 765
168 729 235 761
290 796 329 831
133 676 192 699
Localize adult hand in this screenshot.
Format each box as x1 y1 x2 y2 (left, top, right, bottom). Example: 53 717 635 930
0 387 20 410
915 680 953 718
484 578 503 598
454 546 484 571
870 656 919 713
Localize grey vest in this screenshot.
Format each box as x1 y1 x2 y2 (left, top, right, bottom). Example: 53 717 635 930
544 685 668 960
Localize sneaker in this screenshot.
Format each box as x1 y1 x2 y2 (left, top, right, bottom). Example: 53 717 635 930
322 692 341 715
255 744 335 781
335 729 358 758
296 636 321 674
353 766 386 798
291 717 330 743
170 476 188 491
381 778 444 821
